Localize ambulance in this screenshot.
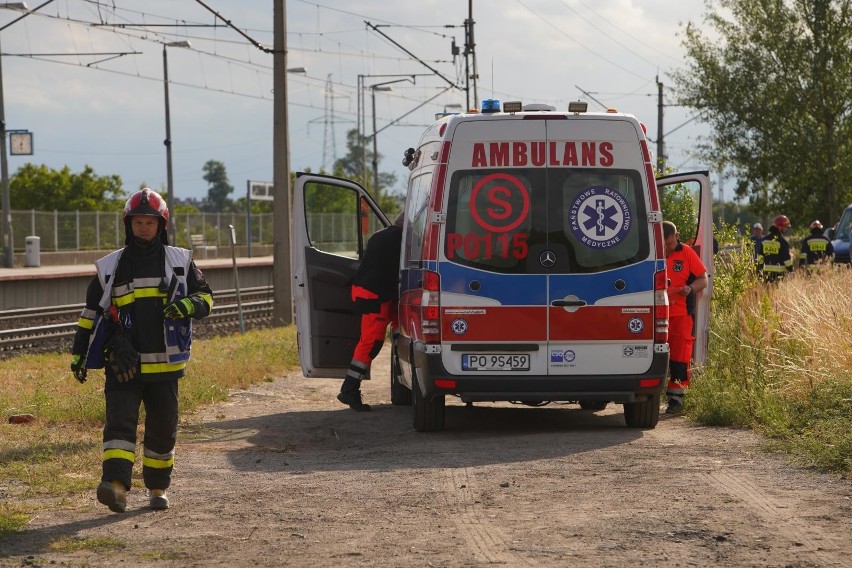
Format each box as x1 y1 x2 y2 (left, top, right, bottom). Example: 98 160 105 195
291 100 713 432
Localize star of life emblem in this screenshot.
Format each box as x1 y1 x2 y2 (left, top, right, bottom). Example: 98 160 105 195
568 185 632 250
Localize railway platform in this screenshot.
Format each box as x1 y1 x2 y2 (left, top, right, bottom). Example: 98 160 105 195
0 256 274 310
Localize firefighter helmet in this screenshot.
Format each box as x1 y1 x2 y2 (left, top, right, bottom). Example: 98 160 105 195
810 220 823 230
773 215 790 229
124 188 169 228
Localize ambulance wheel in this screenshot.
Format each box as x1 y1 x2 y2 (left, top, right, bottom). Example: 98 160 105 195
413 374 445 432
390 346 411 406
579 401 608 411
623 395 660 428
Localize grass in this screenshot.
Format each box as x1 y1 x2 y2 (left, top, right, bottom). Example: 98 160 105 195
690 229 852 475
0 325 299 538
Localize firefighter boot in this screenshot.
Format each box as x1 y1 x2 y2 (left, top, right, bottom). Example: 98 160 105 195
96 480 127 513
338 376 371 411
149 489 170 510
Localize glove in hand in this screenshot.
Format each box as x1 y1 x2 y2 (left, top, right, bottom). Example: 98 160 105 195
106 332 139 382
164 297 195 319
71 354 87 383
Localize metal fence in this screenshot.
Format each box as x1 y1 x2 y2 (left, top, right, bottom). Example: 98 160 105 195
305 211 383 255
5 209 384 254
5 210 274 251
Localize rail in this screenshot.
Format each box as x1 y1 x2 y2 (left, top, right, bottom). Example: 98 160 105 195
0 286 274 356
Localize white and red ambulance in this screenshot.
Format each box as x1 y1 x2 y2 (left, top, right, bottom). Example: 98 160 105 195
291 100 713 432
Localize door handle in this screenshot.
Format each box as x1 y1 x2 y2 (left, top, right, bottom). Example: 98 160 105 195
551 299 587 307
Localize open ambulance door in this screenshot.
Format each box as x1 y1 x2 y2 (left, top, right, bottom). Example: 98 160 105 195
291 173 389 378
656 171 714 366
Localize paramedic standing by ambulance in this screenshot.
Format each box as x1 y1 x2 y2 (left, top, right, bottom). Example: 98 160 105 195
70 188 213 513
662 221 708 415
338 212 404 411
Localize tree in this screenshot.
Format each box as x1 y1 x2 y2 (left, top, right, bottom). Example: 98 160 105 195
202 160 234 212
332 128 400 212
672 0 852 225
10 163 125 211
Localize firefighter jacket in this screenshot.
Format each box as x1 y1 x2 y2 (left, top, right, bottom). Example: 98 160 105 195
757 226 793 279
799 228 834 267
72 241 213 381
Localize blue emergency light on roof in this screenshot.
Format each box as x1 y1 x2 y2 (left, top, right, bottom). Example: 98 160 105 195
481 98 501 113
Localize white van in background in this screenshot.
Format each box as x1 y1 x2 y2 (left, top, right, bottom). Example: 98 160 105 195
291 100 713 432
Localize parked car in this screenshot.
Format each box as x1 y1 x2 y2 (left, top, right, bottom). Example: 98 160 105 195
827 204 852 264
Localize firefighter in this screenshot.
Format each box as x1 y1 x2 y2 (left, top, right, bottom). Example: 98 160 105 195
662 221 709 415
757 215 793 281
799 220 834 269
337 212 404 411
70 188 213 513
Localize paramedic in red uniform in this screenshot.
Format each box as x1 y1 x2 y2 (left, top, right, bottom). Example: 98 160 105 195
662 221 708 415
70 188 213 512
337 212 404 411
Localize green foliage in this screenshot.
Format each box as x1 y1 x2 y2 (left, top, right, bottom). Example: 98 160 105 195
10 164 125 211
659 179 698 240
202 160 234 212
673 0 852 225
689 266 852 476
0 505 28 537
332 128 399 201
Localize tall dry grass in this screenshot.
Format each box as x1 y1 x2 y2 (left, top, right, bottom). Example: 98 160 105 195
691 232 852 475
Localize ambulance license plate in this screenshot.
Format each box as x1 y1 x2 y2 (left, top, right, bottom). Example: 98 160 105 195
462 354 530 371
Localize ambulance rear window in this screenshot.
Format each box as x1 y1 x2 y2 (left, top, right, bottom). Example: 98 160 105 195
444 168 649 274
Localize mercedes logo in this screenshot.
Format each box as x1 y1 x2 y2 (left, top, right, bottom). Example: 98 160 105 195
539 250 557 267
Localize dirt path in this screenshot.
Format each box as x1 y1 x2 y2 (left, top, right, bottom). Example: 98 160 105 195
3 349 851 567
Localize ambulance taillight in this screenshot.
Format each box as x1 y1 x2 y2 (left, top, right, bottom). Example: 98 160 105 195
653 269 669 343
421 271 441 344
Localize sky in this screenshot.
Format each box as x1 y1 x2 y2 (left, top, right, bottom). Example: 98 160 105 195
1 0 718 204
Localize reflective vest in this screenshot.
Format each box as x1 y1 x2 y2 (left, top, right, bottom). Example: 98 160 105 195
85 246 194 370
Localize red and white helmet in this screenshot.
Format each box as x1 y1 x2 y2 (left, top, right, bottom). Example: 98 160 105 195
773 214 790 230
124 188 169 229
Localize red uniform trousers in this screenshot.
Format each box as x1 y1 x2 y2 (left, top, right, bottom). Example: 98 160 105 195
667 314 694 399
348 286 398 381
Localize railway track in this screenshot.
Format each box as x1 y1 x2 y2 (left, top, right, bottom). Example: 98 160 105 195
0 286 274 358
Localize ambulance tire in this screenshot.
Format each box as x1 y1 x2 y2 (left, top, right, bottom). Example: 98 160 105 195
623 395 660 428
579 401 608 411
412 374 445 432
390 346 412 406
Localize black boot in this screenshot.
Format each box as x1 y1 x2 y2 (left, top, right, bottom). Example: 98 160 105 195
338 377 371 411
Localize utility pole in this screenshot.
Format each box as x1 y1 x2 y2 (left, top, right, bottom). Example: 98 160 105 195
656 76 665 172
272 0 292 326
464 0 478 110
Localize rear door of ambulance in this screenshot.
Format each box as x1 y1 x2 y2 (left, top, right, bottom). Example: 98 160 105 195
543 117 657 378
291 173 389 378
438 117 549 377
437 114 657 380
656 171 714 365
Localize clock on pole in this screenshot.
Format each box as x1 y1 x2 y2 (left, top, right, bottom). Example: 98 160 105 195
9 131 33 155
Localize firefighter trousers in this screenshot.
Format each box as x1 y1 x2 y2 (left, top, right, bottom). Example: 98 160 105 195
102 377 178 491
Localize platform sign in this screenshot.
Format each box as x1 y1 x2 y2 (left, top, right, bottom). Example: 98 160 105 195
248 180 274 201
